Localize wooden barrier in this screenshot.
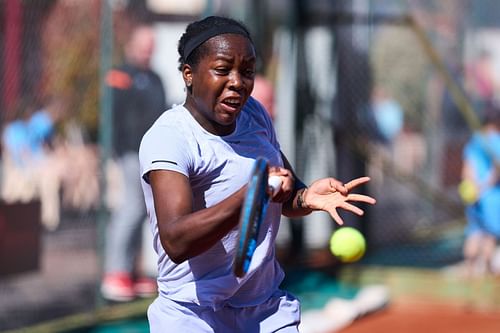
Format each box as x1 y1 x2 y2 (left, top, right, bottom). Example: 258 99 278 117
0 200 41 276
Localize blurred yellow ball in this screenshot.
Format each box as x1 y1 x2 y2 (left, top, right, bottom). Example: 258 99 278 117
329 227 366 263
458 179 478 205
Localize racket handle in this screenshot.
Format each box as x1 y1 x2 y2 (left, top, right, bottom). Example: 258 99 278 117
268 176 282 197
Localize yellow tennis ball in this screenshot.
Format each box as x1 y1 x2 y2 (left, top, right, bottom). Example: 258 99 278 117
329 227 366 263
458 179 478 205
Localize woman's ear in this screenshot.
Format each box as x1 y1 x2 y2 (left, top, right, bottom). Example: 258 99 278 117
182 64 193 90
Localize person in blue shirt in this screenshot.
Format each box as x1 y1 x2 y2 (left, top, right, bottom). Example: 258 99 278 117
1 96 64 230
461 103 500 277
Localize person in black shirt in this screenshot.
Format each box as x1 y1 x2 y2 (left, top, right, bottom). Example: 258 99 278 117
101 22 167 302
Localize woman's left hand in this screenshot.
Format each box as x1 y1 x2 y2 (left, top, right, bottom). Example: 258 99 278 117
302 176 376 225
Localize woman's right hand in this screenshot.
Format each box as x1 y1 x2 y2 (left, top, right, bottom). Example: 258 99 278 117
268 166 294 203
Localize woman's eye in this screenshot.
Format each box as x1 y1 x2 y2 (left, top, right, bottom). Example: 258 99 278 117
215 67 229 74
245 69 255 77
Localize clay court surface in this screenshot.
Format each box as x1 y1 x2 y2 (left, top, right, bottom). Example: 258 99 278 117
331 265 500 333
2 223 500 333
339 300 500 333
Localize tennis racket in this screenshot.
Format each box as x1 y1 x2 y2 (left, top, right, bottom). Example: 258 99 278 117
233 157 282 278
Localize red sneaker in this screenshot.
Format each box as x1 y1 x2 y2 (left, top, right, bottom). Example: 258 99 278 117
134 277 157 298
101 272 135 302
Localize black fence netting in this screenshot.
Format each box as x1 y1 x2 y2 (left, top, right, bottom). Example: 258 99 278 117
1 0 499 331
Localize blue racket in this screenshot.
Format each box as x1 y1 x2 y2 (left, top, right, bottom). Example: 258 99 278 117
233 157 281 277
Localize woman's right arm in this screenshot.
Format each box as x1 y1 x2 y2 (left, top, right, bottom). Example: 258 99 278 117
149 169 246 264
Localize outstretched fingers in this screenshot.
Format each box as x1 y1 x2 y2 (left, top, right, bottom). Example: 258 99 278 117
329 178 348 195
347 193 377 205
344 177 371 191
339 202 365 216
328 208 345 226
331 177 376 224
326 200 370 225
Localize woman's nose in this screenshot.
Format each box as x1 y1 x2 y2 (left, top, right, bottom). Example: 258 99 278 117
229 71 243 89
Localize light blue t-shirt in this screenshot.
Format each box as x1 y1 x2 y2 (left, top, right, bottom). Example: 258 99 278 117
463 130 500 236
2 120 31 166
2 111 54 167
139 97 285 310
464 131 500 184
28 110 54 154
373 99 403 142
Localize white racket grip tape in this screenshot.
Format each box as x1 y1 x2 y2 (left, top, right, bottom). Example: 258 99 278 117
268 176 282 197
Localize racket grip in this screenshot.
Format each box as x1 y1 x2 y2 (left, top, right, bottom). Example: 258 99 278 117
268 176 282 197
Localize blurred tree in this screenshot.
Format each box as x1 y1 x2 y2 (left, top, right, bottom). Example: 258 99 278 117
39 0 152 142
40 0 124 142
370 26 428 130
41 0 102 141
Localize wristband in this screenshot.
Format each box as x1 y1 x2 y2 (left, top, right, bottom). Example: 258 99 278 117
297 188 308 209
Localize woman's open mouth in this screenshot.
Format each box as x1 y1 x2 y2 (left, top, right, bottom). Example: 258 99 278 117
220 98 242 113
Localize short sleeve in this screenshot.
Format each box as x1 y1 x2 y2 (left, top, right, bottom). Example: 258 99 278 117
247 96 280 150
139 124 192 184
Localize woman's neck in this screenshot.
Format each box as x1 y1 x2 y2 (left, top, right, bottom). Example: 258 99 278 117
183 100 236 136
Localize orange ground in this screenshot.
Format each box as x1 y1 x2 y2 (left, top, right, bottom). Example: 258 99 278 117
338 299 500 333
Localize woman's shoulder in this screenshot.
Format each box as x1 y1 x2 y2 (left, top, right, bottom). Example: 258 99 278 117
243 96 273 124
151 104 189 127
244 96 265 113
143 105 191 139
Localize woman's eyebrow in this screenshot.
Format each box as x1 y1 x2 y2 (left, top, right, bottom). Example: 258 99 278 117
213 53 256 62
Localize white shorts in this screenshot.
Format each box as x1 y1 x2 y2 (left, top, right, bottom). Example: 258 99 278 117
147 290 301 333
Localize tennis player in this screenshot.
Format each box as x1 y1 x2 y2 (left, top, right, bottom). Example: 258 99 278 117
139 16 376 332
461 103 500 277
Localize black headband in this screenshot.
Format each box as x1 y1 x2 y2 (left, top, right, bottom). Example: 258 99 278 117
183 25 250 61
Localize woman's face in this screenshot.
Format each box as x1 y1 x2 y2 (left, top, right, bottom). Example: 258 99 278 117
183 34 256 135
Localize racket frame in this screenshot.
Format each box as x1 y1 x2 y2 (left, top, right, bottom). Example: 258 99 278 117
233 158 270 277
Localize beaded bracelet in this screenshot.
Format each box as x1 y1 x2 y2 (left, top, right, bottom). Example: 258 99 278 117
297 188 308 209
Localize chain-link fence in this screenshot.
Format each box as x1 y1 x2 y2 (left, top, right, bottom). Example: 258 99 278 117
1 0 499 331
270 1 499 269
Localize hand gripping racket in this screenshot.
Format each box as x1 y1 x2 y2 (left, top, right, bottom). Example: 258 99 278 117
233 157 282 277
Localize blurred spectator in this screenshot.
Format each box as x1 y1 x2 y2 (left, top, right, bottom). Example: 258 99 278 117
101 22 167 302
461 103 500 277
367 86 405 184
251 74 275 120
371 86 404 146
56 127 100 213
1 99 37 168
392 123 427 177
1 96 66 230
465 50 498 119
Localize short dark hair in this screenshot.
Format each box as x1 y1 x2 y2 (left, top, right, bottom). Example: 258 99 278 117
177 16 253 71
482 102 500 127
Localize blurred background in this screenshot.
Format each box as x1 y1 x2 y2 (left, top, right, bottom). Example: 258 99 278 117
1 0 500 332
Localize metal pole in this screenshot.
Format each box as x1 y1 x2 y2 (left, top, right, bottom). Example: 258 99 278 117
203 0 213 17
97 0 113 307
